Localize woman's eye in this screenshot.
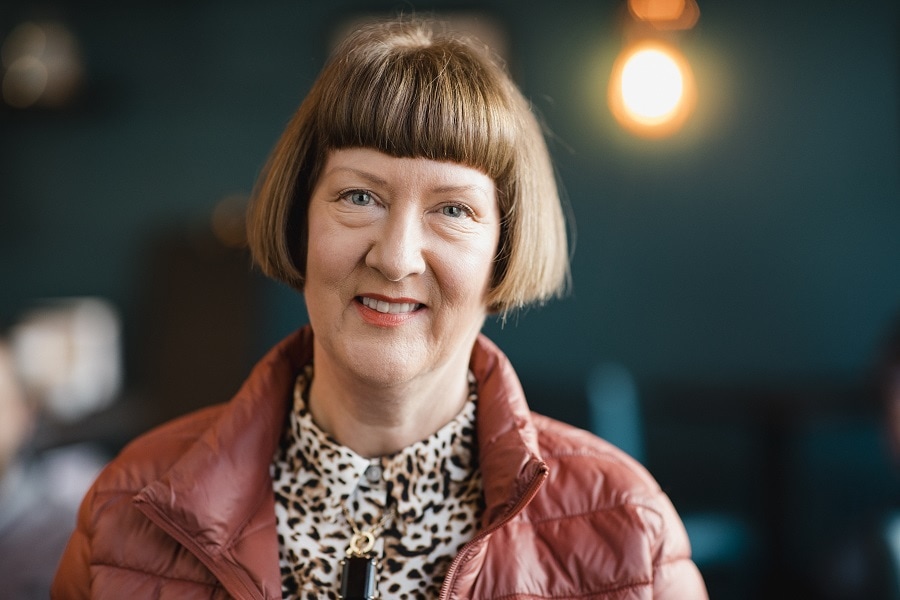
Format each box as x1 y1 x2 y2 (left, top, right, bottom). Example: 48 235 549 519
346 191 373 206
441 204 468 218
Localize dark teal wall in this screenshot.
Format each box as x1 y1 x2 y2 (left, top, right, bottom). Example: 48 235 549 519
1 0 898 390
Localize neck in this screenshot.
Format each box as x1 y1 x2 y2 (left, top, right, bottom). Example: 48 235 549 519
307 354 471 458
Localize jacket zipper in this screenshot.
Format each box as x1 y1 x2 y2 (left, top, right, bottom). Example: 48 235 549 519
437 463 549 599
135 499 266 600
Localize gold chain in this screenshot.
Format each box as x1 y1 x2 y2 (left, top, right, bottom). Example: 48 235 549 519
341 501 395 557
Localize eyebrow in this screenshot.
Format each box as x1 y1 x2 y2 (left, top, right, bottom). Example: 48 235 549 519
325 166 389 187
431 184 490 197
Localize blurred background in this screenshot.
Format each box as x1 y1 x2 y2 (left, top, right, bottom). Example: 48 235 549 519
0 0 897 598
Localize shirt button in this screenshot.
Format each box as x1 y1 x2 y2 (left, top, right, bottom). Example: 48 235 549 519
365 463 383 483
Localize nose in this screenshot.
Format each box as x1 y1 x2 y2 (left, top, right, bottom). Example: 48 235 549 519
365 210 427 281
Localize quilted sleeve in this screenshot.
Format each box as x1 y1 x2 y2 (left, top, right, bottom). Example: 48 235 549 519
51 483 97 600
649 491 708 599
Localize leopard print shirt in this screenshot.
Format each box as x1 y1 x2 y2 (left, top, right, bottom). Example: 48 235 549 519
271 366 484 599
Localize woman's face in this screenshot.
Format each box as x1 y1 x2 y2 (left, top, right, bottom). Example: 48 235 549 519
304 148 500 387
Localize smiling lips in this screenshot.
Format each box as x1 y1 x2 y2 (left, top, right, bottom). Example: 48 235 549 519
356 296 424 327
359 296 422 314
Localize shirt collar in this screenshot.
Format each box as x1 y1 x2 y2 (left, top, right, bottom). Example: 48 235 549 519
284 366 479 523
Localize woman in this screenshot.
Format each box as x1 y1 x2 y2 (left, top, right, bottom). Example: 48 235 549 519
53 18 707 600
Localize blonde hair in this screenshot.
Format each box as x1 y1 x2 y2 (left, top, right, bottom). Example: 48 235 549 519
246 17 569 316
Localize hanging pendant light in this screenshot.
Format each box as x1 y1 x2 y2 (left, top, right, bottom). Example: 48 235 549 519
608 0 699 137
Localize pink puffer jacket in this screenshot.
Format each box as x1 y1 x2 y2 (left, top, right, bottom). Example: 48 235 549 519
52 326 707 599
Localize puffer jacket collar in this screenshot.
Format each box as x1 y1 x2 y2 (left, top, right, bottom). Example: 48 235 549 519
467 334 549 527
133 326 547 599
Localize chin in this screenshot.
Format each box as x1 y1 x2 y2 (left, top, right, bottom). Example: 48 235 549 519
364 354 428 385
351 330 431 373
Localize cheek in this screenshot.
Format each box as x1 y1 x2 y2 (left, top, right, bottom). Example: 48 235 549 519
437 238 498 305
305 214 359 285
306 232 336 280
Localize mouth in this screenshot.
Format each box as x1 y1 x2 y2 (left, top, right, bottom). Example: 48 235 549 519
358 296 424 315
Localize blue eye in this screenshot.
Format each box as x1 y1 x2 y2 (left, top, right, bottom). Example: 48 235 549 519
347 191 373 206
442 205 465 218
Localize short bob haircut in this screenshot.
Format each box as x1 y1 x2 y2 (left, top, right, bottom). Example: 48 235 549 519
246 17 570 316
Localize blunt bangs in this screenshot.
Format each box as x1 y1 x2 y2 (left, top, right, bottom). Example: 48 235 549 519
314 31 518 183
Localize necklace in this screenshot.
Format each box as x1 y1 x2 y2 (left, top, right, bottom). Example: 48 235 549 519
339 501 394 600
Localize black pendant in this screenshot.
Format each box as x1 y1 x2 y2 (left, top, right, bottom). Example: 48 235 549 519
339 555 378 600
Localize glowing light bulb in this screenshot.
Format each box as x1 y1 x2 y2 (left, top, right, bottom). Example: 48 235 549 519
608 41 696 137
621 48 683 123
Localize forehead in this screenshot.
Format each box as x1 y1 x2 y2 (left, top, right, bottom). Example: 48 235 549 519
319 148 497 199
